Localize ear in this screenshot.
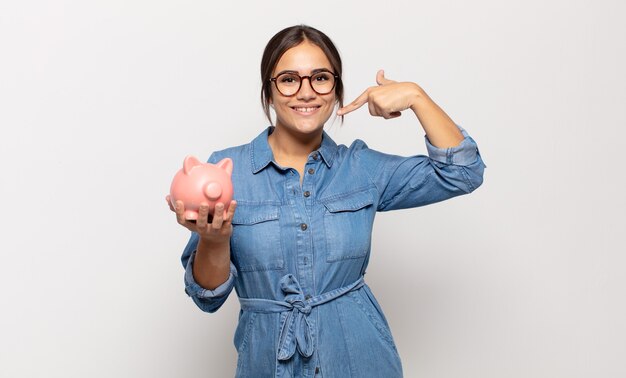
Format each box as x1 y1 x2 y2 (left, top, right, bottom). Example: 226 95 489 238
216 158 233 176
183 155 202 175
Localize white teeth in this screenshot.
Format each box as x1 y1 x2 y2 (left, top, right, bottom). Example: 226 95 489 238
294 107 317 113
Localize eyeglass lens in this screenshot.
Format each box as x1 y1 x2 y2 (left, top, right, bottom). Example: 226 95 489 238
275 72 335 96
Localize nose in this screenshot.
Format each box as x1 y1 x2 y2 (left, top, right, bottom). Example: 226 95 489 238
296 77 316 100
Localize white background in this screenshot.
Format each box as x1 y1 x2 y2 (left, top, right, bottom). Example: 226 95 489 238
1 0 625 377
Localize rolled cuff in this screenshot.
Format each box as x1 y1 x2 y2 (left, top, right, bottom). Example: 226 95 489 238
425 124 480 166
184 250 237 299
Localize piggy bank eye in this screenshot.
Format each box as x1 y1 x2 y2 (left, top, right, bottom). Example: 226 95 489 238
204 182 222 200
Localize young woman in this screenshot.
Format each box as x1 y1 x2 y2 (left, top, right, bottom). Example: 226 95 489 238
168 25 485 377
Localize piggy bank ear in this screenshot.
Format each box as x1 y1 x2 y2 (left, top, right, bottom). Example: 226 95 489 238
183 155 202 175
216 158 233 177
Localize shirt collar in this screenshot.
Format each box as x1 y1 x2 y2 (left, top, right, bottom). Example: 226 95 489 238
250 126 337 174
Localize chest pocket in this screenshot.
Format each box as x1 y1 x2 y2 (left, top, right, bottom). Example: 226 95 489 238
321 189 376 263
231 203 284 272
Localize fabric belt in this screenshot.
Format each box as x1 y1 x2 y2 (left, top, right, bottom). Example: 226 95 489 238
239 274 365 361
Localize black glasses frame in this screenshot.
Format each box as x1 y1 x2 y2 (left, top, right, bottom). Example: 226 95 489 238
269 70 339 97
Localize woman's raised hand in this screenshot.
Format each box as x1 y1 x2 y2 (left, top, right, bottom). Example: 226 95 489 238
337 70 423 119
166 195 237 244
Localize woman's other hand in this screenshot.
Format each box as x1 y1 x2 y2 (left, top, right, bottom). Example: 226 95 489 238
337 70 424 119
336 69 463 147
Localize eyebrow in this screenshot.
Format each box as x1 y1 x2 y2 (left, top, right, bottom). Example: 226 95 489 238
274 68 333 76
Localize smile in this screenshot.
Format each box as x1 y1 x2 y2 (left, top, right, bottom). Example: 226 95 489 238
291 106 321 114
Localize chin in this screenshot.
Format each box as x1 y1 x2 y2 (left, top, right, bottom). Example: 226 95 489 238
294 120 325 133
276 116 330 136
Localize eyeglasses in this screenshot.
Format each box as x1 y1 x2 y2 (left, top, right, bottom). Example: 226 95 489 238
270 70 339 97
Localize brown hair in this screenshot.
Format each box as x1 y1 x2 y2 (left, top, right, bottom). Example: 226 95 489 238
260 25 344 124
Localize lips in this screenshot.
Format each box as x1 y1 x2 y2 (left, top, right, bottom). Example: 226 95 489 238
291 105 321 114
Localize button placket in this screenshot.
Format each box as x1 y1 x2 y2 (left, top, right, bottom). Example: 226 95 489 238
301 157 317 214
294 154 318 302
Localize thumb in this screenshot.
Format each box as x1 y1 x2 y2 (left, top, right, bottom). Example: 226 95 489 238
376 69 394 85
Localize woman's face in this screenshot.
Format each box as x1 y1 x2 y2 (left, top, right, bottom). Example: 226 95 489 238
270 41 337 137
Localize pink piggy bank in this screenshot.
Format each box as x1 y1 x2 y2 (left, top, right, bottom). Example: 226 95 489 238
169 156 234 220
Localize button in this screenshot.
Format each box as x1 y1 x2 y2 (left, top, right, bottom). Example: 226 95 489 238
300 223 308 231
303 191 310 197
312 152 319 160
308 168 315 175
305 294 312 300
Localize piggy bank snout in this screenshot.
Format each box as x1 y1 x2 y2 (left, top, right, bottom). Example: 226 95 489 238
204 182 222 201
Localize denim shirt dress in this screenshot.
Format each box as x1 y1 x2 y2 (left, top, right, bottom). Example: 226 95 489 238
181 125 485 377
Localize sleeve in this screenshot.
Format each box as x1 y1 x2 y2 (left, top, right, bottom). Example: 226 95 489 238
181 232 238 313
355 124 486 211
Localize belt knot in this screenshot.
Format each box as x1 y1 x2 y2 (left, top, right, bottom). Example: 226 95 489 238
287 298 312 315
239 274 366 362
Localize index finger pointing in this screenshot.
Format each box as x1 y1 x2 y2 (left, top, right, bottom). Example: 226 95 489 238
337 89 370 116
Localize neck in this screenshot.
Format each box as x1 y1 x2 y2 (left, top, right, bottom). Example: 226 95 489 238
268 125 322 159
